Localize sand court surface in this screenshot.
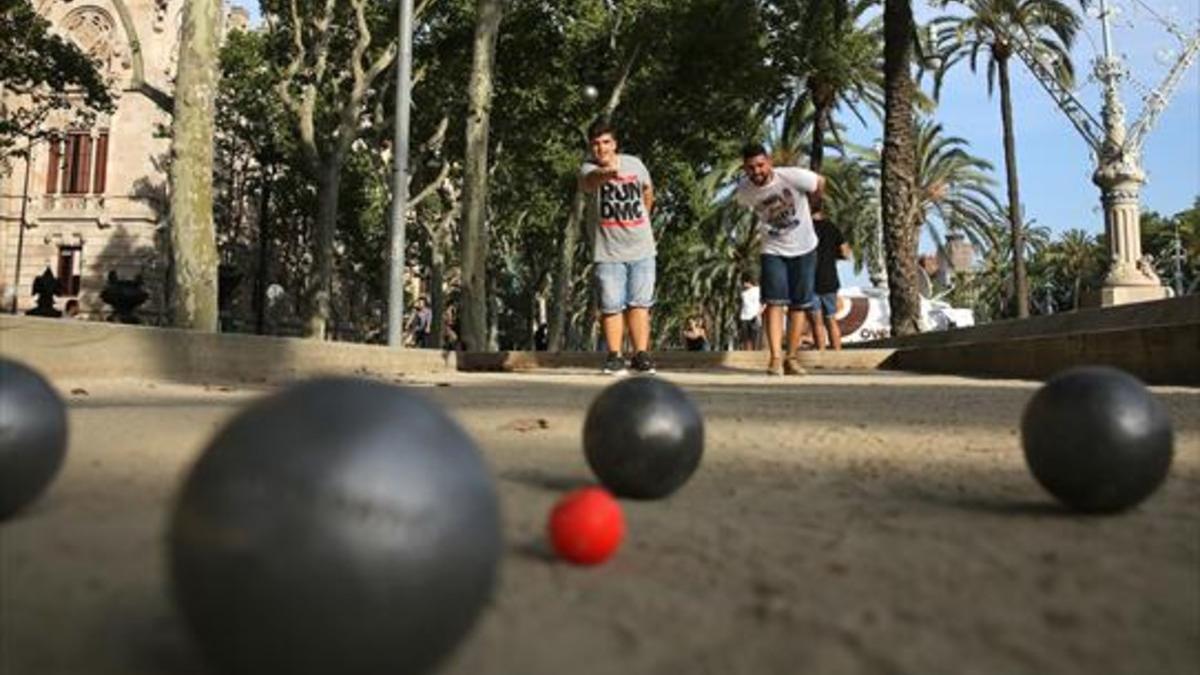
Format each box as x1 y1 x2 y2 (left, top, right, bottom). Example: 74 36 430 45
2 370 1197 675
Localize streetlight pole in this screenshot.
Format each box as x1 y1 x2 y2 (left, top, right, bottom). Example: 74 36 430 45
1090 0 1159 304
1170 219 1185 297
387 0 415 347
1004 0 1200 305
11 137 34 314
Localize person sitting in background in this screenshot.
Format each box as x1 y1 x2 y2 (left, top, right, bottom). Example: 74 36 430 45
682 314 709 351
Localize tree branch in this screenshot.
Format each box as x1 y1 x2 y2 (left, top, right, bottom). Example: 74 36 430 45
601 42 642 122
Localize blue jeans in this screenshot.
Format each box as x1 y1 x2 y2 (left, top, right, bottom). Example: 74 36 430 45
760 252 817 310
595 257 656 314
817 292 838 316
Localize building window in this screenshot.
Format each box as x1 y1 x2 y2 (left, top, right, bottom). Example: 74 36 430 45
46 130 109 195
57 246 83 296
64 132 92 194
45 138 61 194
92 132 108 193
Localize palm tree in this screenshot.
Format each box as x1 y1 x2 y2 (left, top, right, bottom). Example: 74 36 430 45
882 0 922 335
835 121 1002 291
791 0 885 173
1043 228 1105 309
911 120 1004 253
971 216 1053 318
821 156 882 279
655 155 757 350
928 0 1079 318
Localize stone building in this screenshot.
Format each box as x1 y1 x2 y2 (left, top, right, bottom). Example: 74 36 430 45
1 1 250 322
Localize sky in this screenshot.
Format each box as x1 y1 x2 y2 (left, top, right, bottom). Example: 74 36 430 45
235 1 1198 288
901 0 1199 231
835 0 1200 286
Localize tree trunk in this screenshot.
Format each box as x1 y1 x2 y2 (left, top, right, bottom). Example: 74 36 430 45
307 166 342 339
809 81 833 173
428 237 446 349
997 57 1029 318
169 0 221 331
254 169 272 335
486 269 500 350
548 189 585 351
458 0 504 352
881 0 921 336
810 108 827 173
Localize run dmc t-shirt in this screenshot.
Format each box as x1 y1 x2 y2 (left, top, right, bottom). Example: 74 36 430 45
734 167 820 257
580 154 655 263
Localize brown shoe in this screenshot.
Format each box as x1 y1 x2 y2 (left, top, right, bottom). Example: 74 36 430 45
766 357 783 376
784 356 807 376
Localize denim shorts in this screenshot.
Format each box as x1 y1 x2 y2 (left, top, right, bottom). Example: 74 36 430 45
817 292 838 316
760 251 816 310
595 256 656 314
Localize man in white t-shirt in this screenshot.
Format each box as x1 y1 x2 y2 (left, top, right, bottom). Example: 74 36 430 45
738 274 762 350
734 143 825 376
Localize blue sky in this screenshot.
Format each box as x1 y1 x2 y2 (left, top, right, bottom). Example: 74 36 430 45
903 0 1199 229
235 1 1197 286
835 0 1200 286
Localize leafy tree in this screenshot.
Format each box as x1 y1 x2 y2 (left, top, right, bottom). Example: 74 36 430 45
463 0 784 351
0 0 113 163
213 28 294 334
261 0 408 338
928 0 1080 318
1142 199 1199 295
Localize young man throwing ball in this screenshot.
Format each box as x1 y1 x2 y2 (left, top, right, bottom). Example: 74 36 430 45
734 143 826 376
579 121 657 375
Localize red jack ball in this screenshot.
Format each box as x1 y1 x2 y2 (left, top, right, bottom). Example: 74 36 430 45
547 487 624 565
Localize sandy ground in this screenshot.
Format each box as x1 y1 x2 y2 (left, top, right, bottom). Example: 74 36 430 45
0 369 1197 675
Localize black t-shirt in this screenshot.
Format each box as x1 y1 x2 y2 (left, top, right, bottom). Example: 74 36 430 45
814 218 846 294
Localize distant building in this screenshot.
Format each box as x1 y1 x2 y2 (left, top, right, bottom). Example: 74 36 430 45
919 231 976 293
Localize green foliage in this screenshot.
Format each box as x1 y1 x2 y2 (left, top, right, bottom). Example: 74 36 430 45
927 0 1080 98
946 198 1198 321
212 0 1044 345
1142 198 1200 295
0 0 113 160
475 0 787 348
822 156 882 276
911 119 1004 251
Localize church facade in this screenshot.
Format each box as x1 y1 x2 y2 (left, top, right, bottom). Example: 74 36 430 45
1 1 248 321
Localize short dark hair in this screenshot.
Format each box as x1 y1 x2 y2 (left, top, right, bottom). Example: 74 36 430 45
741 142 768 160
809 195 824 214
588 120 617 141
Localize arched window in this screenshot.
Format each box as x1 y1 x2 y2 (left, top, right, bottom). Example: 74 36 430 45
62 7 117 75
